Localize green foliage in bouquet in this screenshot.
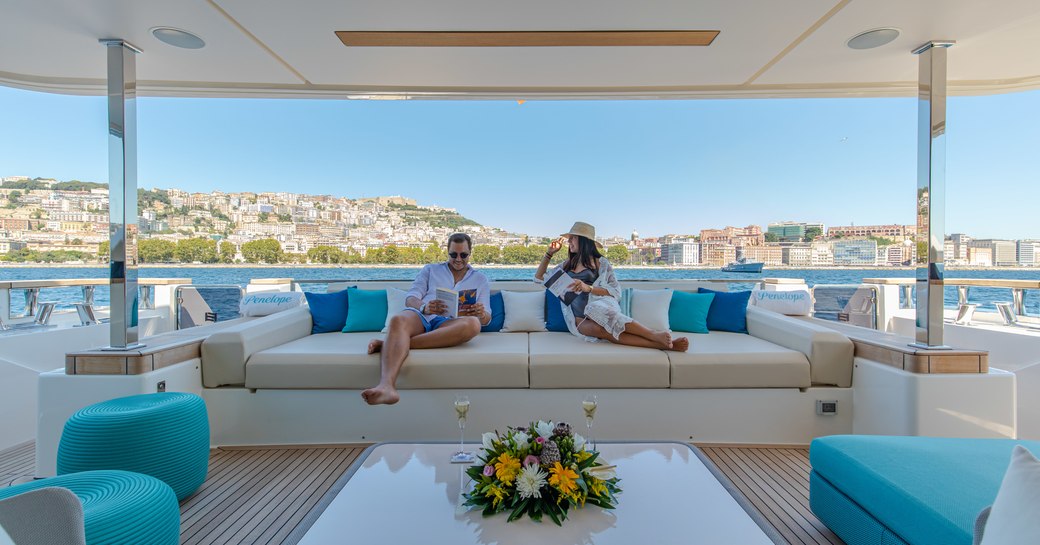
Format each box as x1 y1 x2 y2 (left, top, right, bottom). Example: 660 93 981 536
462 420 621 526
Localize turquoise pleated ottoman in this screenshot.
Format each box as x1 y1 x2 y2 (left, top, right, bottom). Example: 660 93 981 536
0 470 179 545
58 392 210 501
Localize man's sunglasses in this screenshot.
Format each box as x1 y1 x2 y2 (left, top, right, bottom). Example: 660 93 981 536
449 252 470 259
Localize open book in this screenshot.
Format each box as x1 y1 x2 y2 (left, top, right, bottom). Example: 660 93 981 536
543 266 579 305
435 287 477 318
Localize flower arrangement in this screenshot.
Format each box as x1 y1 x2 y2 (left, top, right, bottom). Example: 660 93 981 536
462 420 621 525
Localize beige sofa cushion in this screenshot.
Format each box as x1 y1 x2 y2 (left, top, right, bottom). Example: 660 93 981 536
246 332 529 389
529 332 669 388
396 333 529 389
246 332 380 389
669 332 811 388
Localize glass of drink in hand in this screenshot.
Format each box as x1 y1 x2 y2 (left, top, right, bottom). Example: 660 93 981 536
451 395 475 463
583 393 598 450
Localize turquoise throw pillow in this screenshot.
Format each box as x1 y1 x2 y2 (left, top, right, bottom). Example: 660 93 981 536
342 289 388 332
668 291 715 333
698 288 752 333
305 288 351 334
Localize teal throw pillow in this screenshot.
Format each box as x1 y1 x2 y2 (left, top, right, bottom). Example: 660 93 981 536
342 289 388 332
669 291 715 334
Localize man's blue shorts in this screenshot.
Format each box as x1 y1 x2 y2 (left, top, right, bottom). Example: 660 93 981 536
403 307 453 333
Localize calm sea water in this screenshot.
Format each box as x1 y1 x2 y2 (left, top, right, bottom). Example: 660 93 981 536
4 266 1038 317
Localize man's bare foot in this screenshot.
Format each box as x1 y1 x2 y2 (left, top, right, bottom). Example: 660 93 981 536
367 339 383 354
361 384 400 405
649 330 673 350
668 337 690 352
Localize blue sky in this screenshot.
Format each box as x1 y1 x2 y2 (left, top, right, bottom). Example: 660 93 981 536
0 85 1036 240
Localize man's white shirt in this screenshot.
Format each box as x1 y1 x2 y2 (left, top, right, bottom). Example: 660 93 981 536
405 262 491 321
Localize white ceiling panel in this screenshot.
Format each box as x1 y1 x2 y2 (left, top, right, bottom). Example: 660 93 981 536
0 0 1038 98
216 0 835 88
757 0 1040 92
0 0 301 90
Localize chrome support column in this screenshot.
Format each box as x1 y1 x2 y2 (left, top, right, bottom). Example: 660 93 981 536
101 39 144 349
911 41 955 349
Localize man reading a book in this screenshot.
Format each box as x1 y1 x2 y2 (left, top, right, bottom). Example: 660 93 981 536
362 233 492 405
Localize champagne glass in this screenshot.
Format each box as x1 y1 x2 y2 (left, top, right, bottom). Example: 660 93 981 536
582 393 598 450
451 395 475 463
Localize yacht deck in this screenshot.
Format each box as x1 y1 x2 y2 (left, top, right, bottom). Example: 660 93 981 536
0 440 842 545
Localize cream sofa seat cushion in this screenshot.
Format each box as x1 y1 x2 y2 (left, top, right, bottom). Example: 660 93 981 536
246 332 530 389
395 333 529 389
246 332 380 389
529 332 669 388
669 332 810 388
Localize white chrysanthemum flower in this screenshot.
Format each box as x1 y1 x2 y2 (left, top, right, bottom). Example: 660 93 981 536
573 434 586 451
534 420 555 438
515 464 548 499
482 431 497 450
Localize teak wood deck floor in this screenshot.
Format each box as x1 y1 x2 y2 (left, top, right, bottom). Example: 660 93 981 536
0 441 842 545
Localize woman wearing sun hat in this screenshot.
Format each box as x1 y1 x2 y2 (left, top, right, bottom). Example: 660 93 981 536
535 221 688 351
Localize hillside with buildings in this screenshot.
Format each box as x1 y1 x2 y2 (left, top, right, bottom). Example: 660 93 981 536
1 176 1037 267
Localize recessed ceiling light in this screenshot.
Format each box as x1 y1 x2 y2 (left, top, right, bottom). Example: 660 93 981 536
846 28 900 50
151 27 205 49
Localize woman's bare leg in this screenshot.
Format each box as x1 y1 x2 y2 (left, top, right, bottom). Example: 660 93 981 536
578 319 666 349
578 318 688 352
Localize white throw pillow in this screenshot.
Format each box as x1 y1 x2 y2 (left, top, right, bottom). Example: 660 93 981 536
750 289 812 316
239 291 303 317
979 445 1040 545
629 289 672 331
500 290 546 332
382 288 410 332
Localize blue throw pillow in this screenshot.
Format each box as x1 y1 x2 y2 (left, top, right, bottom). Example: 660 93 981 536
698 288 752 334
481 292 505 332
669 291 715 334
545 290 570 332
305 288 351 334
342 289 388 332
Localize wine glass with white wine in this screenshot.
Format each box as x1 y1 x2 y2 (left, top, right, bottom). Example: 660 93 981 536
451 395 475 463
582 393 598 450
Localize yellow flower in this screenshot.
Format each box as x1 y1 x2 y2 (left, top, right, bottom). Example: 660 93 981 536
548 462 580 498
588 476 609 498
484 484 506 507
495 452 521 486
575 450 593 463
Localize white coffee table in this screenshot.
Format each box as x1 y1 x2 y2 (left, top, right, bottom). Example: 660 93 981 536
295 442 775 544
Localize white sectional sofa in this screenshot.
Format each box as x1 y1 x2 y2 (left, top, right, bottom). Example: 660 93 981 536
202 281 853 391
196 280 855 447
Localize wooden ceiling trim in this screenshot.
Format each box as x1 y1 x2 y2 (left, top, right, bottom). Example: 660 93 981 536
335 30 720 47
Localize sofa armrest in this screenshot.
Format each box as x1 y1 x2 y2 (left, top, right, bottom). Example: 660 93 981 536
746 306 853 387
201 306 312 387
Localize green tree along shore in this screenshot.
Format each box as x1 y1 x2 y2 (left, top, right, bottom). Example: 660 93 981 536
2 238 632 265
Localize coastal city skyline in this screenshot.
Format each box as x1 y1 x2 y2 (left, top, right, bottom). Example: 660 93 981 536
2 177 1037 268
1 85 1038 240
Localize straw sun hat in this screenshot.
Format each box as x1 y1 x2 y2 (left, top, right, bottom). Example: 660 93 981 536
560 221 604 248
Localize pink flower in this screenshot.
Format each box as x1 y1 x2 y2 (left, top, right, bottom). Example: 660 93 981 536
535 436 546 445
523 455 540 468
482 464 495 477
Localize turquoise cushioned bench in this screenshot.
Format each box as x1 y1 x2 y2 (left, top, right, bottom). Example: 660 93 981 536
809 435 1040 545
